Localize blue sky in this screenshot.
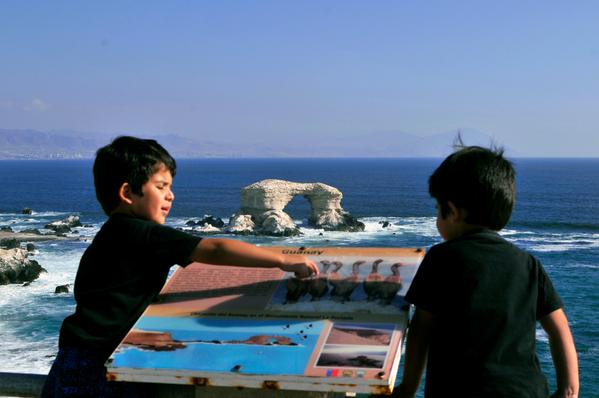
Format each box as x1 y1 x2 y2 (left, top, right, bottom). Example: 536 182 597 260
1 1 598 156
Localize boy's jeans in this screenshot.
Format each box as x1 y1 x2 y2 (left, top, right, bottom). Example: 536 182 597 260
41 346 149 398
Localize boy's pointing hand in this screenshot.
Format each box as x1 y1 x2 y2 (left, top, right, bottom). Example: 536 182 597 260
280 255 320 278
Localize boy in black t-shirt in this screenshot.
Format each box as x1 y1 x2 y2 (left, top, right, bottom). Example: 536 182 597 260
42 136 319 397
394 145 579 398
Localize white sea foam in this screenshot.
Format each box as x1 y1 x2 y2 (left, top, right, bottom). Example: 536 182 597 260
360 217 402 233
284 216 439 247
0 243 82 373
1 333 57 373
531 244 593 253
561 263 599 270
502 229 599 253
393 217 439 237
535 327 549 344
1 211 69 217
31 211 71 217
170 215 440 244
500 228 536 236
360 216 438 236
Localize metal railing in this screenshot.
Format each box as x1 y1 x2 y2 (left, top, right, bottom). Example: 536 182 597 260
0 372 46 397
0 372 355 397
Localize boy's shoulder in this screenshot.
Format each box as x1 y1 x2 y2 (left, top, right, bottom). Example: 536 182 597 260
89 213 198 259
103 213 196 241
99 213 149 233
445 228 509 247
96 213 178 243
430 228 529 261
105 213 166 228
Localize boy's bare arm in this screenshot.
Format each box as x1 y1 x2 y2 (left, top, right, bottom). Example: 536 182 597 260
393 308 433 398
540 308 579 398
191 238 319 278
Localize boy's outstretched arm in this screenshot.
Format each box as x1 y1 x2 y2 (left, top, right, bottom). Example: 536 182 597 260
393 308 433 398
191 238 319 278
540 308 579 398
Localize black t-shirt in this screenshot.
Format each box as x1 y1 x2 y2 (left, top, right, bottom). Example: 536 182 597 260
405 229 563 398
59 213 202 360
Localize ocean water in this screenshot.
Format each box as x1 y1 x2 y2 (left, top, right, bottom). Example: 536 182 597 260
0 158 597 396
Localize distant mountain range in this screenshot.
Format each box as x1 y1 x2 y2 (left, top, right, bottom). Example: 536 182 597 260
0 128 498 159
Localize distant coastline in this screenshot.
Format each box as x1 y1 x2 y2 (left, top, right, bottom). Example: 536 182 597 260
0 127 529 159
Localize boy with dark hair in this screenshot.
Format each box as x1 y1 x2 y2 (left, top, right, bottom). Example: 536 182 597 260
42 136 319 397
394 146 579 397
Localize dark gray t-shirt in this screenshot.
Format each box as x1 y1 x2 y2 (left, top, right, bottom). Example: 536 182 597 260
406 229 563 398
59 213 201 360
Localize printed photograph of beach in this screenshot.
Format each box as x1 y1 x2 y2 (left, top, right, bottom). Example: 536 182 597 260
110 317 324 376
324 323 394 346
316 345 389 369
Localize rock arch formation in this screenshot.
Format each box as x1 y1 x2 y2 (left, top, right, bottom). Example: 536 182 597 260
228 179 364 236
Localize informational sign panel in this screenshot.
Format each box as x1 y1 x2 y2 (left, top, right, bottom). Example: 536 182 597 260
106 247 424 395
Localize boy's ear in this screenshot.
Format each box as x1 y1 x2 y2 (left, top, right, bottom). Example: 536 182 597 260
447 201 463 222
118 182 135 205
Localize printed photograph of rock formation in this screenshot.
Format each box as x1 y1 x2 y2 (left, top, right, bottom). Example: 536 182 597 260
315 323 395 369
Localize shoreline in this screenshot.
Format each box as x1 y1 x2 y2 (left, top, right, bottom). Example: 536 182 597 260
0 231 65 243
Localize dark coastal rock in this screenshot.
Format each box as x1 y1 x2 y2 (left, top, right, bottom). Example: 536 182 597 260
22 208 33 215
53 226 71 234
204 216 225 228
379 220 391 228
21 228 42 235
45 215 82 234
0 238 20 249
26 243 36 252
183 216 226 235
326 213 365 232
261 226 301 237
1 226 14 232
54 284 70 294
0 248 47 285
186 215 225 228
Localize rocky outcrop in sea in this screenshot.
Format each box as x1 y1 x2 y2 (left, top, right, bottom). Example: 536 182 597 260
228 179 365 236
45 215 82 235
0 214 68 285
0 248 46 285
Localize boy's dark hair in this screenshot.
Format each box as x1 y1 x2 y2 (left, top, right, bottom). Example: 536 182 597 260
93 136 177 215
429 144 515 230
